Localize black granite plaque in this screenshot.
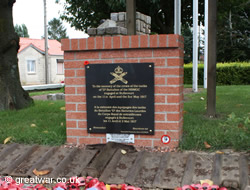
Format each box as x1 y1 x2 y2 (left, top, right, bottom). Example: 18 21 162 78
85 63 154 135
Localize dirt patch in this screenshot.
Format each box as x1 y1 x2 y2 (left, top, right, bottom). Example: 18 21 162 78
31 95 48 100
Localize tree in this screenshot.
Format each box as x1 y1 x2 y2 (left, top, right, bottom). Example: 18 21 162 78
57 0 125 32
217 0 250 62
0 0 33 111
14 24 29 37
182 25 193 64
56 0 204 34
58 0 249 62
48 18 68 41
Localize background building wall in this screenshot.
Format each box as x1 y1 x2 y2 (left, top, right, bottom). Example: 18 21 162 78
18 48 64 85
18 47 45 85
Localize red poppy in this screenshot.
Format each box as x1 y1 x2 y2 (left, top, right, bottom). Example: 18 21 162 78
84 61 89 65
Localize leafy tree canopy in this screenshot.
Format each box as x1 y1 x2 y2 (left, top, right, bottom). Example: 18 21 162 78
48 18 68 41
14 24 29 38
217 0 250 62
182 25 193 64
56 0 204 34
56 0 249 62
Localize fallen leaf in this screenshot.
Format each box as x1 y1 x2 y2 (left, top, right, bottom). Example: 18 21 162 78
60 107 66 110
175 187 182 190
106 184 110 190
204 141 211 149
4 137 12 144
183 111 187 114
238 123 244 128
43 131 49 133
33 168 50 176
236 104 243 107
121 149 127 155
238 124 247 132
31 124 37 127
200 179 213 186
61 122 64 126
215 151 224 154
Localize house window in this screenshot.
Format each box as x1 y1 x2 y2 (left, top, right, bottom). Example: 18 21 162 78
57 59 64 75
27 60 36 73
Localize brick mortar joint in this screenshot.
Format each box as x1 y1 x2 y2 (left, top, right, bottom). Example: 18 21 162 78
63 46 181 52
62 35 183 51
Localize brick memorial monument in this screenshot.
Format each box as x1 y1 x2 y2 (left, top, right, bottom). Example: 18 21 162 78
61 12 184 148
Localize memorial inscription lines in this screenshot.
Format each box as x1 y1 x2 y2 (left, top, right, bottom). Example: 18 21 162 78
86 63 154 134
91 84 148 99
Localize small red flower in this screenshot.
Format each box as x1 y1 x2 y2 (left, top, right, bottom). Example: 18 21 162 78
84 61 89 65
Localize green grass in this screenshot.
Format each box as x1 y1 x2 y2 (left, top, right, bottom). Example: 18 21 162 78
184 84 204 88
184 62 250 68
29 89 63 96
0 100 66 145
180 85 250 151
0 86 249 150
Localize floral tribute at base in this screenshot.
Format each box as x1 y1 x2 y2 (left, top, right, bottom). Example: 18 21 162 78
0 177 229 190
177 180 228 190
0 176 141 190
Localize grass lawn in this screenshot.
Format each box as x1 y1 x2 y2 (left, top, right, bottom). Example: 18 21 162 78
184 84 204 88
0 100 66 145
0 86 249 150
180 85 250 151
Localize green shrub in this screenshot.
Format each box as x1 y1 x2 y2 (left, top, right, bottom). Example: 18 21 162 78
184 62 250 85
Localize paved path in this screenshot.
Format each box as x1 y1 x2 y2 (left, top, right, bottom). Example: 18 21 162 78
31 95 48 100
0 143 249 190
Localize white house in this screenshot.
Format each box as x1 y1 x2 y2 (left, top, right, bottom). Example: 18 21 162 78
18 38 64 85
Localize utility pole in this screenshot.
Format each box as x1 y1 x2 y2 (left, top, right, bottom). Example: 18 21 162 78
126 0 136 35
207 0 217 117
44 0 49 84
192 0 199 92
174 0 181 35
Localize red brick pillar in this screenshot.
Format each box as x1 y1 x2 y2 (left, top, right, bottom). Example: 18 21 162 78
61 34 184 148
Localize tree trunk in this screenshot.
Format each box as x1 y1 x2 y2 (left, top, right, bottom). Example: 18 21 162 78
0 0 33 111
229 9 233 46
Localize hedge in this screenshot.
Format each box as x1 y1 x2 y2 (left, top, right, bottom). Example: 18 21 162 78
184 62 250 85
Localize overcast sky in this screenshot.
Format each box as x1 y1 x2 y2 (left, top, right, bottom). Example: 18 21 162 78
13 0 88 39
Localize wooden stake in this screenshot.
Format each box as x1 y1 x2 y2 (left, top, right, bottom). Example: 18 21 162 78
126 0 136 35
207 0 217 117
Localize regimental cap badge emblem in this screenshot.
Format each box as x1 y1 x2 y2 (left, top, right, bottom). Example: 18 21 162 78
114 66 124 74
110 66 128 84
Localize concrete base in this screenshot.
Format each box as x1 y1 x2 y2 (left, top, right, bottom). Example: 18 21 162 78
47 93 65 101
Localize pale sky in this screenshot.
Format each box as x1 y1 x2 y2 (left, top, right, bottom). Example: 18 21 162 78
13 0 88 39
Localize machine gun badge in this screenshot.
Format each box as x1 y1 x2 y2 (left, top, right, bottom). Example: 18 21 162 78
110 66 128 84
